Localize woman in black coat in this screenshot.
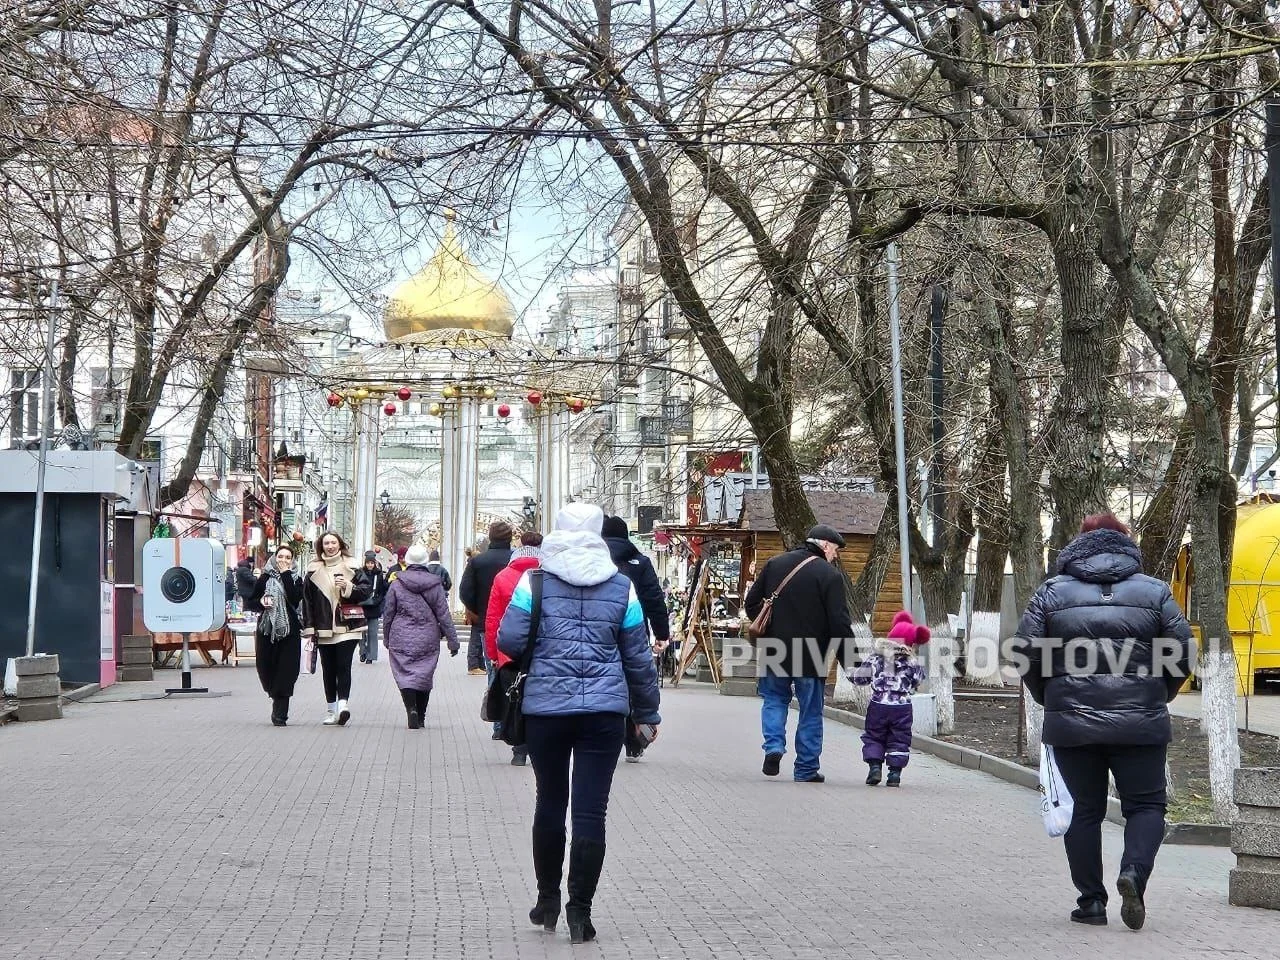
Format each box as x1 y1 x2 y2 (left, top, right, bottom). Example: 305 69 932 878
1012 513 1194 931
244 543 305 726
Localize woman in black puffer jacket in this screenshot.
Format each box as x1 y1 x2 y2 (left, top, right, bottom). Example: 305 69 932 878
1012 513 1194 932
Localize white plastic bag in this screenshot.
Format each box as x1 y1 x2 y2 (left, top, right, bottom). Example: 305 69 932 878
1039 745 1074 837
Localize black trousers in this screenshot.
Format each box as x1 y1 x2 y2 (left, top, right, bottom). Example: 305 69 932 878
525 713 626 844
317 638 358 703
468 626 486 670
1053 743 1168 907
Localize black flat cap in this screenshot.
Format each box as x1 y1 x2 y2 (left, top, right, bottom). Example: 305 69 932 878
807 524 846 548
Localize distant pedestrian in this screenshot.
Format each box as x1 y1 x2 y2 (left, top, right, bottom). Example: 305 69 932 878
496 503 660 943
381 544 459 729
425 549 452 593
850 611 928 786
301 531 372 726
359 551 389 664
235 556 256 601
244 544 304 726
601 515 670 762
743 523 853 783
460 521 514 677
484 530 543 764
387 547 409 583
1011 513 1194 930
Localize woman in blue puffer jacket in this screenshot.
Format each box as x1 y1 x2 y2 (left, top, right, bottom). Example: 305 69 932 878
497 502 660 944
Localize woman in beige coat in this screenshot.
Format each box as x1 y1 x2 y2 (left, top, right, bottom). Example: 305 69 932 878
301 531 371 725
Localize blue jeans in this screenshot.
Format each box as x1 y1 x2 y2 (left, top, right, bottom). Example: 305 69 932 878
759 675 825 780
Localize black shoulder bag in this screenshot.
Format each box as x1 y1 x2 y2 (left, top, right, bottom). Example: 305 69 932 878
481 571 543 746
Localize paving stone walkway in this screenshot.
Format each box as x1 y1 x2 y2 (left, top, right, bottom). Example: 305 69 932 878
0 653 1275 959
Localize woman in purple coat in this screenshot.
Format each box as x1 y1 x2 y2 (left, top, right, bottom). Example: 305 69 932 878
381 544 460 728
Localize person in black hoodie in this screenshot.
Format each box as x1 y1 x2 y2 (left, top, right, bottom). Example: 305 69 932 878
601 515 670 762
459 521 514 676
235 557 257 602
1011 513 1194 931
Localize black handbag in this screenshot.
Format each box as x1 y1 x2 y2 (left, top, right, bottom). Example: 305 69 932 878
487 571 543 747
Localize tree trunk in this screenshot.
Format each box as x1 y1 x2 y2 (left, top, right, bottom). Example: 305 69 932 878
1135 420 1194 581
969 500 1008 687
917 554 963 734
56 301 82 429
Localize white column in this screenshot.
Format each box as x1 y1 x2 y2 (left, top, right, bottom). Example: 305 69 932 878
351 398 381 555
439 403 461 603
550 408 571 521
454 395 481 588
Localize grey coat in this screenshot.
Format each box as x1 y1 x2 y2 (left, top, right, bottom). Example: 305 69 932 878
382 566 459 691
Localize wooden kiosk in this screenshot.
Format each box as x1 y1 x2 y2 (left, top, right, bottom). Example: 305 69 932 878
664 489 903 692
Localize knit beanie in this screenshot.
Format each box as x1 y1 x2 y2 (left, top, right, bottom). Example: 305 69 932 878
601 515 629 539
887 610 930 646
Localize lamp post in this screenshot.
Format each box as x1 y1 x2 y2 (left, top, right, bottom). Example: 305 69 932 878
25 277 60 657
380 489 391 514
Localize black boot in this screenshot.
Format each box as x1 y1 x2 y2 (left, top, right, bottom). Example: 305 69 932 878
401 690 421 729
866 762 882 786
529 827 564 932
271 697 289 726
512 746 528 766
566 838 606 943
886 767 902 787
1117 866 1146 930
416 690 430 727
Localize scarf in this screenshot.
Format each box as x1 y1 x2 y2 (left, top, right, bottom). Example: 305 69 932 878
262 558 293 641
310 553 354 634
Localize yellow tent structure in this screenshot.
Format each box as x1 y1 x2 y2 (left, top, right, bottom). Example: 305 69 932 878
1171 497 1280 694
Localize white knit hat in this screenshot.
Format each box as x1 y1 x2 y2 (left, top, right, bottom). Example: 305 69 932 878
554 502 604 535
405 544 429 565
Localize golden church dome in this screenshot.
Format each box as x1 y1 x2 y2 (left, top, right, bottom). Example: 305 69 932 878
383 211 516 340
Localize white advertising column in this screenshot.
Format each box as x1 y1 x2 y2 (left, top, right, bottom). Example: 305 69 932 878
351 398 381 555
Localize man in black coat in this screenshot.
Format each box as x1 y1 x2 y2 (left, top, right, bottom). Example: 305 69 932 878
459 521 514 676
1011 514 1194 930
744 524 854 783
602 515 671 762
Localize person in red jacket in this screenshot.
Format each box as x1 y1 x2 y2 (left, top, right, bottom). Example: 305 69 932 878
485 530 543 766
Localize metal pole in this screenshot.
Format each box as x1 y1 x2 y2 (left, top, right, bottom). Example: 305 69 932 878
886 244 912 611
1268 101 1280 401
25 278 59 657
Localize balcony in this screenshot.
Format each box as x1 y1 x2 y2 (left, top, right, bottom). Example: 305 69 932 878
661 299 690 337
618 266 643 302
639 416 667 447
663 399 693 434
617 352 640 386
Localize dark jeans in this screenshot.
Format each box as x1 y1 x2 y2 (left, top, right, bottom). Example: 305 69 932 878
317 638 358 703
525 713 626 844
1053 743 1168 907
468 625 486 670
360 616 380 662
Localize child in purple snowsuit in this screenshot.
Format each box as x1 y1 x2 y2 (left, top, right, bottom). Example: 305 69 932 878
850 610 929 787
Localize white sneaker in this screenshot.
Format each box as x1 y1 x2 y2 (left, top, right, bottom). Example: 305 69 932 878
337 700 351 726
323 711 339 725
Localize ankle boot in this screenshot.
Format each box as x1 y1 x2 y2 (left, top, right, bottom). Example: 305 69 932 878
566 837 606 943
529 827 565 932
886 767 902 787
866 761 882 785
400 690 420 729
271 697 289 726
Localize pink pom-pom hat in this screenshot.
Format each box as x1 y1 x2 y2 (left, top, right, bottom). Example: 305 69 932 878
887 610 930 646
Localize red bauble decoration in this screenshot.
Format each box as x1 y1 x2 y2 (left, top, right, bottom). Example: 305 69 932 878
527 390 543 406
497 403 511 419
569 398 586 414
326 392 342 407
383 402 397 416
397 387 412 402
